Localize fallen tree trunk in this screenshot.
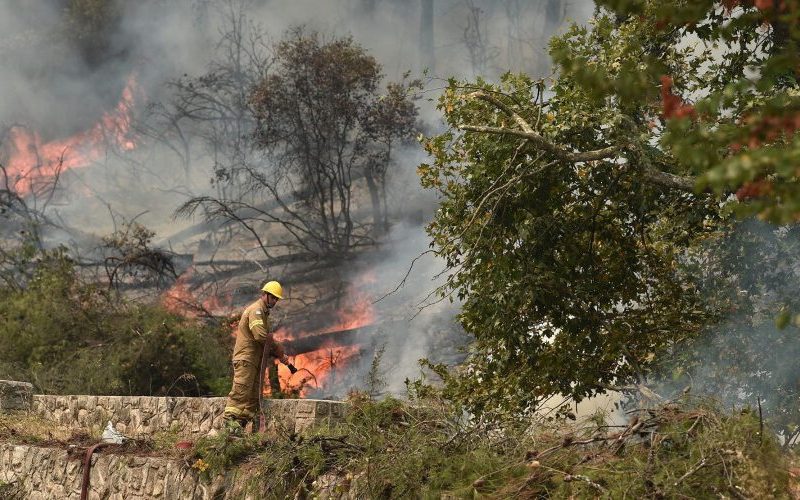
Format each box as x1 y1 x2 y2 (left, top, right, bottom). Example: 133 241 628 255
281 324 380 355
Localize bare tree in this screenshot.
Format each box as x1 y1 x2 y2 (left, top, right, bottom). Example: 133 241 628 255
545 0 566 26
0 149 66 290
178 28 418 260
461 0 499 76
452 0 571 77
362 78 419 237
139 0 271 194
101 220 178 290
420 0 435 74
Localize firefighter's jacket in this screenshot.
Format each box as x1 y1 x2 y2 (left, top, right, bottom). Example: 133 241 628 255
232 299 286 363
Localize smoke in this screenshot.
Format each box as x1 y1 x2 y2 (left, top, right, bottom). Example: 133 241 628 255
0 0 592 397
298 220 469 399
0 0 593 229
650 220 800 436
0 0 593 135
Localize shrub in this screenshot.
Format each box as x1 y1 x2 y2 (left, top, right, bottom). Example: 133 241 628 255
0 245 230 396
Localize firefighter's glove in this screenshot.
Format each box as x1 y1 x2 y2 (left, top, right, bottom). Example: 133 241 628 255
287 363 298 375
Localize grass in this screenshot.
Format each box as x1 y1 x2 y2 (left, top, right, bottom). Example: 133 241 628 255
185 394 797 499
0 412 173 459
1 394 795 498
0 412 82 445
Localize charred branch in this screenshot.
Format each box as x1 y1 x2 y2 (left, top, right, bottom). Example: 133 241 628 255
101 222 180 289
282 324 383 355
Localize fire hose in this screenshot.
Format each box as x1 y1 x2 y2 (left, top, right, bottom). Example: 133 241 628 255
257 341 270 433
257 340 297 433
80 442 112 500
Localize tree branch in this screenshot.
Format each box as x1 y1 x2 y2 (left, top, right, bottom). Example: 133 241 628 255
462 90 698 192
466 91 537 134
640 166 695 191
458 125 696 191
459 124 618 162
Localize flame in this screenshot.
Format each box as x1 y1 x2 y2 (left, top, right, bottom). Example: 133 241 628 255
2 74 139 196
272 273 377 396
328 287 376 333
201 293 234 316
162 267 234 318
165 268 378 398
276 345 362 396
162 269 200 316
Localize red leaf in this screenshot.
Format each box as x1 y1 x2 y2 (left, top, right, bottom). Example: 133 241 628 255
755 0 774 11
660 75 696 120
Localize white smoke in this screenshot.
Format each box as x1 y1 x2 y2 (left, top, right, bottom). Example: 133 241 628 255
0 0 593 397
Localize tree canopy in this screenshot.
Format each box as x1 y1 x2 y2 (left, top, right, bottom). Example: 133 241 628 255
177 28 419 259
421 0 800 424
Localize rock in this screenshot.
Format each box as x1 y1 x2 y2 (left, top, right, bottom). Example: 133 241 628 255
0 380 33 412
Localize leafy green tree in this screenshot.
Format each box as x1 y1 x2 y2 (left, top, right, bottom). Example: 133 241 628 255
420 0 800 422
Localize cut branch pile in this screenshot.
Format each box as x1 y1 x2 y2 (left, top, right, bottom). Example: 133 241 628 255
509 399 792 499
188 395 796 499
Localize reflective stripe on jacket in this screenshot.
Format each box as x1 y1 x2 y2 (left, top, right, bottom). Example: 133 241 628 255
232 299 286 363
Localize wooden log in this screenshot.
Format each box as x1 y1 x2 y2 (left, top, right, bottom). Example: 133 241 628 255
281 324 381 355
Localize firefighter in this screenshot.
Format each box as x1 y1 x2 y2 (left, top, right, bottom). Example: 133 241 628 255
223 280 296 432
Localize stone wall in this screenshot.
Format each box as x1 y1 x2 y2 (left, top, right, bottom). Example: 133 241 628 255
31 395 226 438
0 443 220 499
0 380 32 412
30 395 348 438
262 399 349 434
0 380 350 498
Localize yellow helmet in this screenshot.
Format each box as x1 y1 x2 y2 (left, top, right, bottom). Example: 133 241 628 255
261 280 283 299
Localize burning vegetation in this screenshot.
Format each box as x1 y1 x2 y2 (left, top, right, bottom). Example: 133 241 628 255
0 0 473 415
161 267 380 398
273 279 377 397
4 0 800 497
2 75 138 197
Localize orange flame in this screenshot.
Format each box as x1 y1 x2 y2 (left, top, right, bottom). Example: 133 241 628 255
201 293 234 316
2 74 139 196
273 273 377 396
276 345 363 396
162 267 235 318
162 269 199 316
166 268 378 398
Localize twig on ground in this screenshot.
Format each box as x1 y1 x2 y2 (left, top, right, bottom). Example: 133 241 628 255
673 458 710 487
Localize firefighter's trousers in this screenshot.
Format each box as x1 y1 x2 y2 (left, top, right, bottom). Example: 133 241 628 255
224 359 261 421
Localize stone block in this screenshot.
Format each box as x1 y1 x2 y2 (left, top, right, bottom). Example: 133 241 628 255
0 380 33 412
261 399 347 434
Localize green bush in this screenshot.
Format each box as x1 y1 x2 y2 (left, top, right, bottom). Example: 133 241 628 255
0 245 230 396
